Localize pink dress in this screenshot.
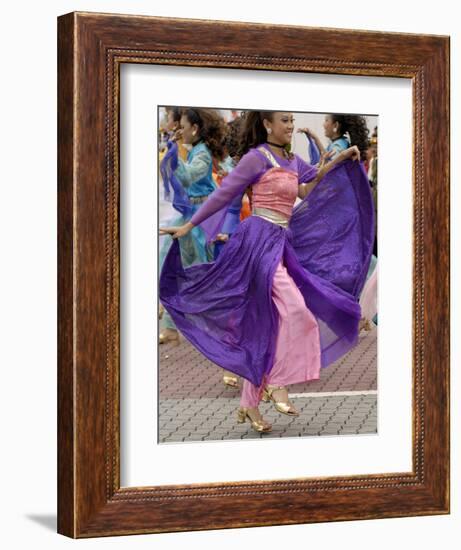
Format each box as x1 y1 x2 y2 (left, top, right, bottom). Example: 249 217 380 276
359 266 378 322
240 158 322 408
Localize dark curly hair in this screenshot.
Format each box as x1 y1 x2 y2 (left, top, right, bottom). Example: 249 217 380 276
225 114 245 161
181 108 228 161
331 114 370 159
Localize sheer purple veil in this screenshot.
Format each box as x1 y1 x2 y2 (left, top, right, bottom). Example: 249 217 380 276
307 134 321 165
160 141 193 217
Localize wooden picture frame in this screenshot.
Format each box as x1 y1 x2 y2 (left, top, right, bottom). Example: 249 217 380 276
57 11 450 538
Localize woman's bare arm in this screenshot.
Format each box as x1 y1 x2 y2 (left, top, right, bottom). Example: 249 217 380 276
297 127 327 156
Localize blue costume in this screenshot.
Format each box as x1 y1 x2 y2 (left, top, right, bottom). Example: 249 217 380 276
326 136 350 159
159 140 217 330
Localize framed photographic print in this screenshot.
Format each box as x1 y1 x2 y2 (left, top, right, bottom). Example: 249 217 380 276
57 11 449 538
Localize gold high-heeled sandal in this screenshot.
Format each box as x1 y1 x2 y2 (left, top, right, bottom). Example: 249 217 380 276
359 317 373 332
158 303 165 320
262 385 299 416
158 330 180 345
237 407 272 433
222 371 239 389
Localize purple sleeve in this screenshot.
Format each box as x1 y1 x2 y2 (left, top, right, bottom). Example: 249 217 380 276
220 192 244 235
296 155 318 183
190 150 266 227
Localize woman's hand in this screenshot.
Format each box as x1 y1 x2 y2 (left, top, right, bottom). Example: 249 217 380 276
297 127 326 157
315 145 361 183
159 222 194 239
297 127 312 137
318 150 335 170
171 129 183 142
341 145 361 162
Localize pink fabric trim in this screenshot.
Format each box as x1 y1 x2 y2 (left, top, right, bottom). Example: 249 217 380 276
240 261 321 408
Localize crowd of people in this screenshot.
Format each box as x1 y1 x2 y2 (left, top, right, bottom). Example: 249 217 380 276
158 107 378 433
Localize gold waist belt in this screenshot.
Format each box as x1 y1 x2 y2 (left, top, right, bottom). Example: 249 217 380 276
252 207 290 228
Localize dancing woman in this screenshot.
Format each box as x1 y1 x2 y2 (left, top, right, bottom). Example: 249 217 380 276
160 111 374 432
298 113 370 163
159 107 228 344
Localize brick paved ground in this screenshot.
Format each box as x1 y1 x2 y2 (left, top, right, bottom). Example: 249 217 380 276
158 325 377 443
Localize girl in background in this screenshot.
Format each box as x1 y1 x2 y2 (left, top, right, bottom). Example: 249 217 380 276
298 113 370 164
159 108 227 345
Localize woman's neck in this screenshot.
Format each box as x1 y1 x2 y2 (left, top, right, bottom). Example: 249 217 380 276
265 141 289 160
191 138 203 148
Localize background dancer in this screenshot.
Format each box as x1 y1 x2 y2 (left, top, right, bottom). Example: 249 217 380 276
159 108 227 345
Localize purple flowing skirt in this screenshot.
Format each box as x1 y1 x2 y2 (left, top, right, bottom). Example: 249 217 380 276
160 161 374 387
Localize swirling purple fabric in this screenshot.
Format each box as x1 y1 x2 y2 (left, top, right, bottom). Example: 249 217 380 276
307 134 321 165
159 156 374 386
290 160 374 299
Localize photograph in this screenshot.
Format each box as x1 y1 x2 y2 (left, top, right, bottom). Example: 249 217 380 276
158 106 378 442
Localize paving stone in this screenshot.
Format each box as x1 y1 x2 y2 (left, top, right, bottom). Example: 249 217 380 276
158 397 377 442
319 428 342 435
158 328 378 442
339 427 360 434
281 430 303 437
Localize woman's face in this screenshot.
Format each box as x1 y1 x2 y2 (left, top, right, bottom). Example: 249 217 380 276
264 112 294 145
180 114 199 145
166 110 179 132
323 115 339 139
